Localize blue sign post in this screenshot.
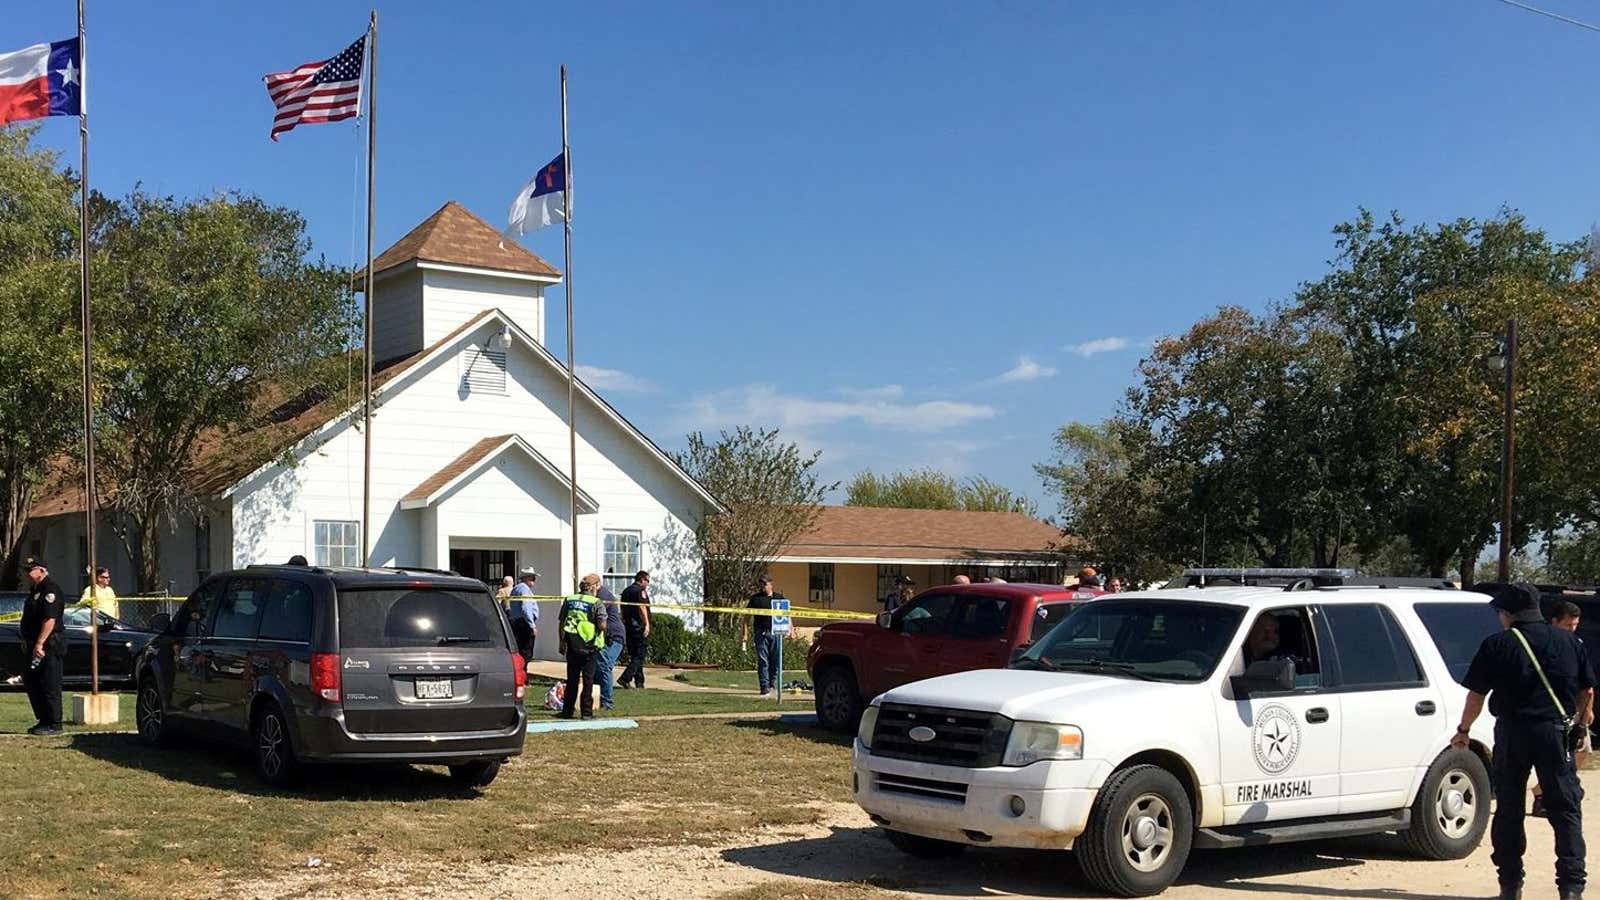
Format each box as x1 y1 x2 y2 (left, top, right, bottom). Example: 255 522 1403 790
771 598 791 705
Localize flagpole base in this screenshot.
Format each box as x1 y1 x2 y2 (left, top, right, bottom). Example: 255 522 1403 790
71 692 119 726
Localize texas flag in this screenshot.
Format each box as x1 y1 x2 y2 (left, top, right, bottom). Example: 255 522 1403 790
0 38 82 126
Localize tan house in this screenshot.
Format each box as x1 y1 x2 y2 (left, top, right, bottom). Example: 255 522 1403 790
763 505 1075 627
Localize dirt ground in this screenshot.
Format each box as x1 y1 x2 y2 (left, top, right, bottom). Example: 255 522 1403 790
234 773 1598 900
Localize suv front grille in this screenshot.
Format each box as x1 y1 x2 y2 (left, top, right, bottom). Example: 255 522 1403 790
875 772 969 803
871 703 1011 768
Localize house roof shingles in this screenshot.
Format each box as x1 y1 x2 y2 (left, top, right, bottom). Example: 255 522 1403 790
778 505 1072 562
369 201 560 279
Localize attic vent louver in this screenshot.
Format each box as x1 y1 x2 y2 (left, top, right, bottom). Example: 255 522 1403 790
461 344 508 396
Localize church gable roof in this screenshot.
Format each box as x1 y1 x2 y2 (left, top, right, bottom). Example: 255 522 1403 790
369 200 560 279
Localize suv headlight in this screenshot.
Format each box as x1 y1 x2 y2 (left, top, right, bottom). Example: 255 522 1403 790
857 704 881 750
1003 722 1084 766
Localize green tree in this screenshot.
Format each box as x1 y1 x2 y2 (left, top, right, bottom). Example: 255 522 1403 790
846 467 1036 515
1547 530 1600 585
93 190 354 590
1296 209 1585 579
0 126 80 588
1035 418 1173 583
671 426 836 631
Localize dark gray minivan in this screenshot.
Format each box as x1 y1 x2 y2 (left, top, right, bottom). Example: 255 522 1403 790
134 565 527 787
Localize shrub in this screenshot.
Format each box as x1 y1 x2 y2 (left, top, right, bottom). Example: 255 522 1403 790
643 613 809 669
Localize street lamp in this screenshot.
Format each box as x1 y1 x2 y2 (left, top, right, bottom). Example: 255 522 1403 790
1485 320 1517 583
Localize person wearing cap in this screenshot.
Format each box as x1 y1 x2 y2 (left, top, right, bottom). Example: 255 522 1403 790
1072 566 1105 599
743 575 785 697
618 570 651 689
19 557 66 736
1452 582 1595 900
882 575 915 614
508 567 540 666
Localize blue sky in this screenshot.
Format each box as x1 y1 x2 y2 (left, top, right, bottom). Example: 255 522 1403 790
10 1 1600 514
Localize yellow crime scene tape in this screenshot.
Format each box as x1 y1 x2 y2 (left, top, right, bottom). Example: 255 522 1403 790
0 594 873 623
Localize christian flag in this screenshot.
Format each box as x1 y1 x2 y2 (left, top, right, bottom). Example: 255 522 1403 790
504 152 568 240
0 38 82 126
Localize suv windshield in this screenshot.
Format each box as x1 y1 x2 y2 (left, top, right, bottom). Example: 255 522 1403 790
1013 598 1246 682
337 586 504 649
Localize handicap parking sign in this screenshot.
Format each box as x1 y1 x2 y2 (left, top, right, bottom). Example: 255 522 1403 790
771 598 791 635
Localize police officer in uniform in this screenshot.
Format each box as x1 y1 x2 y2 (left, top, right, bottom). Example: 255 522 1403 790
556 573 607 720
19 556 66 736
1452 582 1595 900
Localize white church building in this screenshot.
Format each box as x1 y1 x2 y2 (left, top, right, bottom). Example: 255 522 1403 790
24 202 722 614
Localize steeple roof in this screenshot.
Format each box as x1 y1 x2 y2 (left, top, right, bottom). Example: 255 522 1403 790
369 200 560 278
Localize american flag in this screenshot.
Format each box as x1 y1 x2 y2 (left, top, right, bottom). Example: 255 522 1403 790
263 34 365 141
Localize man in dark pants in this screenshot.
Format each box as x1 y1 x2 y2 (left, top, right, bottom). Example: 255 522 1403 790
619 571 651 689
19 557 66 736
1453 582 1595 900
742 576 782 698
557 574 607 719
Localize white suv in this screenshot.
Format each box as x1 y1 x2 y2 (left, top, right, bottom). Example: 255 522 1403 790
851 586 1502 896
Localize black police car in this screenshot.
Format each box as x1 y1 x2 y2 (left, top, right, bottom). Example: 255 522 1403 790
134 565 528 787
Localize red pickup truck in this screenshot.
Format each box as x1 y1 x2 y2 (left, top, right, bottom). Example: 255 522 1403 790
806 582 1096 731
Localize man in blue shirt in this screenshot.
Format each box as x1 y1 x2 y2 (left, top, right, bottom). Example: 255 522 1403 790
509 567 540 665
594 581 626 709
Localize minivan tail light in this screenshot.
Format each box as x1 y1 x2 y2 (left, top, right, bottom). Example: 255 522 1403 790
311 652 341 703
511 652 526 702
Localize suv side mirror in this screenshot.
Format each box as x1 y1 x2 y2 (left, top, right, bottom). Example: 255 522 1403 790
148 613 171 633
875 611 893 630
1231 658 1295 697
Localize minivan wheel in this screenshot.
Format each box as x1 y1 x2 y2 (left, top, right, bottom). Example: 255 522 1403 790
1075 764 1194 898
883 828 967 859
814 666 863 733
136 678 169 746
448 760 501 788
1401 747 1490 859
253 705 301 787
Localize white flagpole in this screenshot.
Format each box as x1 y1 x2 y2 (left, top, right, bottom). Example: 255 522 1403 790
361 10 377 567
78 0 101 696
562 64 578 590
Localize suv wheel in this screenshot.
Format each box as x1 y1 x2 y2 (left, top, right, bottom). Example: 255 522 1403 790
1401 748 1490 859
814 665 863 733
253 704 301 787
135 677 169 746
1076 764 1194 898
448 760 502 788
883 828 967 859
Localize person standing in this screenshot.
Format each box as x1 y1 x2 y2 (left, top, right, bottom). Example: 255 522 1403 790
79 567 118 619
509 567 539 666
1535 599 1590 818
952 574 972 585
882 575 914 613
594 582 626 709
495 576 513 600
557 574 607 719
1452 583 1594 900
742 576 783 697
619 571 651 689
20 557 65 736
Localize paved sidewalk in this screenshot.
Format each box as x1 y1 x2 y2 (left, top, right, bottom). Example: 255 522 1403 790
527 660 746 694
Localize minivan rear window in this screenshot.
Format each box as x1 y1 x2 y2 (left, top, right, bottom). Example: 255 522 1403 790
1415 602 1502 685
337 587 505 649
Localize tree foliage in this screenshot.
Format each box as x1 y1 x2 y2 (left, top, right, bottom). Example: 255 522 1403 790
1040 209 1600 584
846 467 1036 516
0 126 81 588
92 190 354 590
672 427 836 631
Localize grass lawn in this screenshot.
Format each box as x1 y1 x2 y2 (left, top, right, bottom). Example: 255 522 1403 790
0 715 853 899
0 689 134 734
525 675 798 717
667 669 809 692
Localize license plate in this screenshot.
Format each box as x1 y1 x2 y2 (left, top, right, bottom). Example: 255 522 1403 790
415 678 453 700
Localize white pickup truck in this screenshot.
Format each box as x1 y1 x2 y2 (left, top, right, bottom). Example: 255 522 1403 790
851 586 1502 896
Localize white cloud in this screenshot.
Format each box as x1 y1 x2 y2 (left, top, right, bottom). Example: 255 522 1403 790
575 364 656 393
990 356 1058 384
1063 336 1134 358
836 384 904 401
675 383 997 435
